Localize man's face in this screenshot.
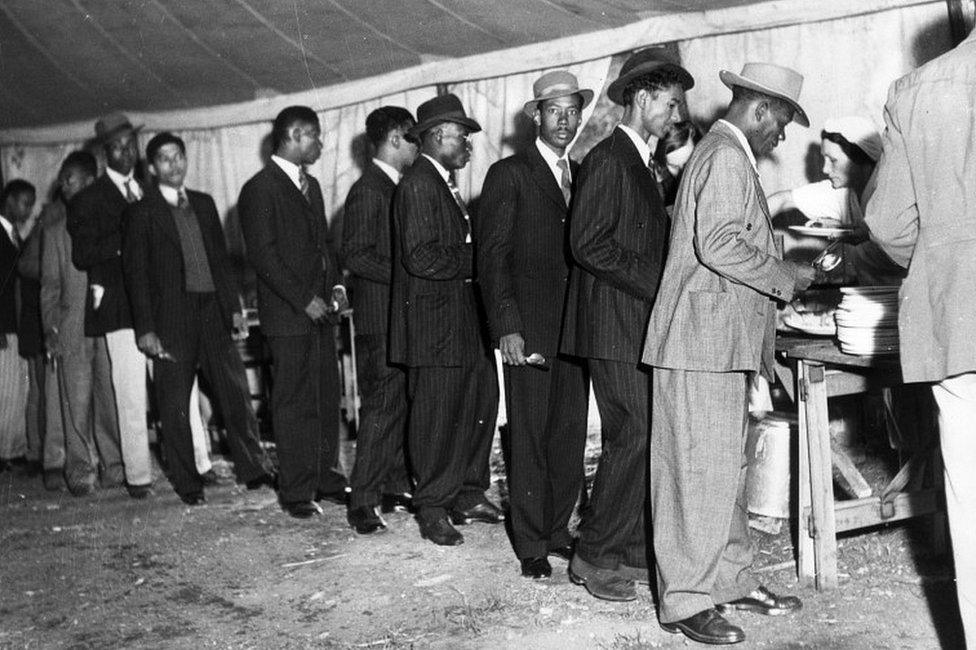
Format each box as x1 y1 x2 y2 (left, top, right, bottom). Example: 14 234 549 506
536 95 582 152
750 101 792 157
5 191 35 223
435 122 473 171
291 121 323 165
640 84 686 140
59 167 93 202
150 143 188 188
104 130 138 175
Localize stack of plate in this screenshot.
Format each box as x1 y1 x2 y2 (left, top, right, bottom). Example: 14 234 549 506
834 286 900 355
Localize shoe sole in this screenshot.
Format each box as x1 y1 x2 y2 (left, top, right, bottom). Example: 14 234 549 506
716 603 797 616
448 515 504 526
420 532 464 546
659 623 744 645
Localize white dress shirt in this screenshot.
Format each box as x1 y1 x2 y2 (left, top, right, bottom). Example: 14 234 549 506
535 138 571 186
271 154 303 191
372 158 401 185
617 124 653 166
105 165 142 201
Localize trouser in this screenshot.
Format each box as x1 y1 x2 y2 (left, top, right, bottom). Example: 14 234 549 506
576 359 649 569
932 372 976 650
407 355 498 523
651 368 759 623
147 362 213 476
152 293 270 497
267 326 347 504
105 328 151 486
0 334 28 459
504 354 588 559
24 355 45 463
348 333 410 508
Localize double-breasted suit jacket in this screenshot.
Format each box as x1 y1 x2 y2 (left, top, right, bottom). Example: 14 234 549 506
561 127 670 363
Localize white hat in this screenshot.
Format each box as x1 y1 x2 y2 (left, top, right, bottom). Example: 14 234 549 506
822 116 882 162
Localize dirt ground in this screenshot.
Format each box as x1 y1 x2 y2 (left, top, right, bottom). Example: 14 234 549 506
0 415 966 649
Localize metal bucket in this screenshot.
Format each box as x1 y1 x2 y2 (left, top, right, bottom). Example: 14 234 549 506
745 413 795 519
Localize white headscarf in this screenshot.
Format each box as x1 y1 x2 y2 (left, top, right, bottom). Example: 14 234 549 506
822 116 882 162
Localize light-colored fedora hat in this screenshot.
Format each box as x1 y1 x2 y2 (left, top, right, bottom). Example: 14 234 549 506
719 63 809 127
522 70 594 117
94 112 144 142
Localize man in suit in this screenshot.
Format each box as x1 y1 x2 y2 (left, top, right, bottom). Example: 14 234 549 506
40 151 124 495
643 64 816 645
123 132 276 505
475 71 592 579
67 113 156 499
389 94 502 546
340 106 418 534
560 50 691 601
865 26 976 645
239 106 349 519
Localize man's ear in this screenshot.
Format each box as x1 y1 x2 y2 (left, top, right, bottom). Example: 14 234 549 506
147 163 158 178
288 125 303 144
754 100 769 124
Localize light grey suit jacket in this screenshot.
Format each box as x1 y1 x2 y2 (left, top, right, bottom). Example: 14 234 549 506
642 120 796 380
40 201 89 350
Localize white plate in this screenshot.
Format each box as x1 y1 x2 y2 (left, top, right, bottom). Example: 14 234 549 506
790 225 853 238
839 285 900 295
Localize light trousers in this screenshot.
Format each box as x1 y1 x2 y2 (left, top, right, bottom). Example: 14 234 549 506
0 335 28 459
105 329 152 486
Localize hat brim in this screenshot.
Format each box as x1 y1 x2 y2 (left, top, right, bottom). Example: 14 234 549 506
522 89 594 118
607 62 694 105
408 115 482 140
719 70 810 127
95 123 144 143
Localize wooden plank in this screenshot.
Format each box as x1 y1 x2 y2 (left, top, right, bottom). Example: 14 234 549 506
796 369 815 586
831 442 873 499
774 354 796 402
802 360 839 590
829 489 941 533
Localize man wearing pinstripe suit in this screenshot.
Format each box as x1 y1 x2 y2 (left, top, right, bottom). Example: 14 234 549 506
561 50 693 602
643 64 815 644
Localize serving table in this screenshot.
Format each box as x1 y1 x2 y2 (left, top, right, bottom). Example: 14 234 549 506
774 335 945 590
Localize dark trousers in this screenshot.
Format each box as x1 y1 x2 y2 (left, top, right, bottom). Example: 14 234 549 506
349 333 411 508
154 293 270 497
268 325 347 504
577 358 650 569
407 354 498 523
504 355 588 559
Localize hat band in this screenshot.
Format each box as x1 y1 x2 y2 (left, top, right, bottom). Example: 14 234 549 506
535 83 579 99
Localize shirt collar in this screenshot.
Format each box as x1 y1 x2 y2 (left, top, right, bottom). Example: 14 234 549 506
535 138 570 180
105 165 136 196
422 154 451 185
158 184 184 207
616 124 652 166
0 215 14 244
717 119 759 172
271 154 303 190
372 158 401 185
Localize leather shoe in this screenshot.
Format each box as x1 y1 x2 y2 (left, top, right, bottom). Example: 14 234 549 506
347 506 387 534
419 517 464 546
616 562 650 585
568 555 636 602
43 469 66 492
314 488 350 506
180 492 206 506
380 492 414 514
199 469 219 486
547 543 574 562
126 484 153 499
520 557 552 579
245 472 278 491
661 608 745 645
717 586 802 616
449 501 504 525
283 500 322 519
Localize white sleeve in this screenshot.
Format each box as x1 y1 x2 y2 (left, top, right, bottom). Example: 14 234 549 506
791 180 851 223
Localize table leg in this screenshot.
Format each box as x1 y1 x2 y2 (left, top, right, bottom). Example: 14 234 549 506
796 360 815 586
803 361 839 589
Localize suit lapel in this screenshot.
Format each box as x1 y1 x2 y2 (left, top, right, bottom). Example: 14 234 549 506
146 187 182 249
526 145 568 210
613 128 661 208
712 122 775 234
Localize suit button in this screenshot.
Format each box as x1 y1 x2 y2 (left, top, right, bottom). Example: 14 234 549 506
746 223 752 231
637 222 645 229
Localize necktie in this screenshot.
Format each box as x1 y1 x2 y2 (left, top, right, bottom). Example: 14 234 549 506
447 176 472 244
177 189 188 209
124 179 140 204
647 155 664 183
555 158 572 206
298 168 311 204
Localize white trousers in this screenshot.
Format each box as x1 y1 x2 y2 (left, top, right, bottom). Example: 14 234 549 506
105 329 152 486
933 372 976 649
0 335 28 459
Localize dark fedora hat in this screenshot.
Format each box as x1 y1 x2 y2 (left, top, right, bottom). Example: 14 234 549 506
407 94 481 139
94 112 143 143
607 48 694 105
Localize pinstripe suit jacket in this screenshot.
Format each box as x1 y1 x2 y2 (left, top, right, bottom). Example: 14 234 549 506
122 186 241 343
642 120 796 380
389 155 485 367
475 145 577 357
238 163 339 338
560 127 669 363
340 162 396 337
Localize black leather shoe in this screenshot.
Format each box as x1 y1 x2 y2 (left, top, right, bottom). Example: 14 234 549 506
348 506 387 534
449 501 504 525
661 608 745 645
245 472 278 491
199 469 219 486
616 562 651 585
283 500 322 519
717 586 802 616
180 492 206 506
314 488 350 506
419 517 464 546
381 492 414 514
568 555 637 602
547 544 575 562
520 557 552 579
126 484 154 499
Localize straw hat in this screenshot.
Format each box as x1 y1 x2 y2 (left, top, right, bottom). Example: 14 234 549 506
522 70 594 117
407 94 481 139
606 48 694 105
94 112 143 142
719 63 809 127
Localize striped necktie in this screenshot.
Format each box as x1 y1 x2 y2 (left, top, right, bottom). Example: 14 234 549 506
556 158 572 206
298 168 311 204
447 176 472 243
124 179 140 204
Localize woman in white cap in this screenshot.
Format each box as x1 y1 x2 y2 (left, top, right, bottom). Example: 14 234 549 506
767 116 905 286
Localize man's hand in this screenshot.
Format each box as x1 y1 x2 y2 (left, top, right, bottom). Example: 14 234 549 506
45 330 61 359
231 312 250 341
789 262 818 299
499 333 527 366
329 285 350 314
304 295 329 322
137 332 175 361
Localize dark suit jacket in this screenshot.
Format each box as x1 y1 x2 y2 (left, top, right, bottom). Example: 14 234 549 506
67 174 135 336
0 226 17 334
122 186 241 343
474 145 577 357
238 163 339 338
340 162 396 337
389 155 485 367
561 127 669 363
